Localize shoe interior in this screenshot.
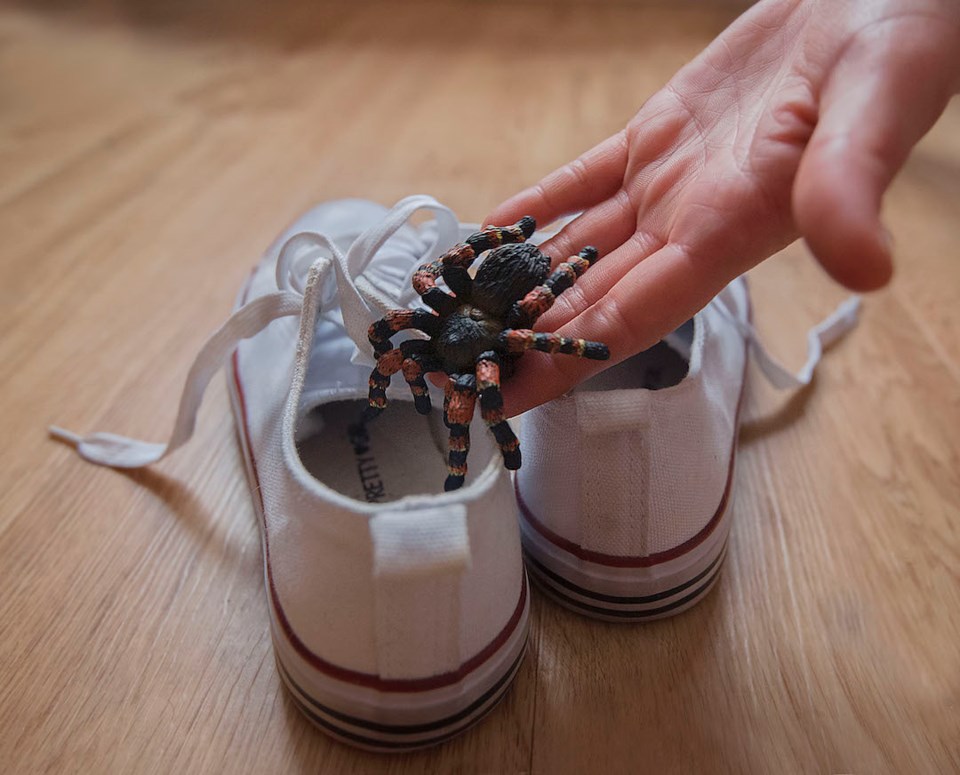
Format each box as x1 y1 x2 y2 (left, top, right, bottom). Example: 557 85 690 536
296 399 495 502
579 318 693 393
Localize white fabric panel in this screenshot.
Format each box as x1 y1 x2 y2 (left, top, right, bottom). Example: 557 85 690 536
518 278 748 558
370 506 469 678
577 390 650 556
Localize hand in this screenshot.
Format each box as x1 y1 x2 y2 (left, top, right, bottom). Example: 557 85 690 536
487 0 960 416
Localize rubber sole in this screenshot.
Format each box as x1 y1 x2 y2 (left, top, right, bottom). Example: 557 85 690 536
523 542 727 622
518 486 731 623
276 639 527 751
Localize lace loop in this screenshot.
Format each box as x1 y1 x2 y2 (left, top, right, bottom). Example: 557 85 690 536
49 286 310 467
338 195 459 355
276 231 342 296
48 198 459 469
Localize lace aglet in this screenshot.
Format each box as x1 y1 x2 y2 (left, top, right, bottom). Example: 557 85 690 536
838 295 862 321
48 426 83 446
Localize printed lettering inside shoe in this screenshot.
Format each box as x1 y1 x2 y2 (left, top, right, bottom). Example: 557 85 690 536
297 400 495 502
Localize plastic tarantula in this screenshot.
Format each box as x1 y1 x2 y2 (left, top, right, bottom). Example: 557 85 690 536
362 217 609 491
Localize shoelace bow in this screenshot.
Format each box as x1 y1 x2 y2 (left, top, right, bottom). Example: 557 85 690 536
49 194 860 468
49 195 460 468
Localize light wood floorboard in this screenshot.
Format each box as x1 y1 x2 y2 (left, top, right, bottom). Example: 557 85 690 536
1 2 957 772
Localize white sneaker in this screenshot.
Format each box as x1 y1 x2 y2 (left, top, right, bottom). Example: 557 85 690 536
50 196 529 751
516 277 860 620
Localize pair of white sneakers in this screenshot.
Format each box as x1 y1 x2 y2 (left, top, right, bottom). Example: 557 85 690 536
51 196 859 751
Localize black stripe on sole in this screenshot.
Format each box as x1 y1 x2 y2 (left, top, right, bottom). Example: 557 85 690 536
277 644 526 751
522 540 728 605
526 549 727 620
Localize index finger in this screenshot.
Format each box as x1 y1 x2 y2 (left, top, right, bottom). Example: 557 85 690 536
485 131 628 229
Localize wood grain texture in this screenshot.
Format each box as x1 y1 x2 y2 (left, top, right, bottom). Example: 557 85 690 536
1 2 957 773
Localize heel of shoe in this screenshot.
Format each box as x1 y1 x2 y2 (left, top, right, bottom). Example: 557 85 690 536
270 575 530 751
229 354 531 751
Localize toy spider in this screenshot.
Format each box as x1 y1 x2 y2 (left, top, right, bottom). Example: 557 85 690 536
363 217 609 491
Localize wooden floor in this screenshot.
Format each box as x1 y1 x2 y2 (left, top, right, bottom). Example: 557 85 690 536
2 2 958 772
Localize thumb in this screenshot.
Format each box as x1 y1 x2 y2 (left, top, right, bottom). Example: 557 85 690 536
794 20 960 291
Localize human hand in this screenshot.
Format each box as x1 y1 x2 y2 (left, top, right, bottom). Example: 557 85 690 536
488 0 960 416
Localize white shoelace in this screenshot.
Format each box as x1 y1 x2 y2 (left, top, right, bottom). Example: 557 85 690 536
49 196 860 468
49 195 458 468
714 285 861 390
48 265 326 468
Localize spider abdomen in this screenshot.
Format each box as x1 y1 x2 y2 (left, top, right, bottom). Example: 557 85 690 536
435 305 505 373
472 243 550 318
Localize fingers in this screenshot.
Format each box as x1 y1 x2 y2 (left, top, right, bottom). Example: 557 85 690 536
535 189 639 267
501 241 737 417
494 187 651 335
794 21 960 291
485 131 628 229
531 228 666 343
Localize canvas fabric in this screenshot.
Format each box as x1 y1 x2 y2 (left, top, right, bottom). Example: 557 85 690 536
236 197 524 679
517 278 859 558
51 196 525 682
518 280 746 555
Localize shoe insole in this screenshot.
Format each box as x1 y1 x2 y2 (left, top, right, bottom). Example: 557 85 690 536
296 399 495 502
580 322 692 393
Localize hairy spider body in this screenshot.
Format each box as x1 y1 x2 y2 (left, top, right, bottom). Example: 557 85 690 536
363 217 609 491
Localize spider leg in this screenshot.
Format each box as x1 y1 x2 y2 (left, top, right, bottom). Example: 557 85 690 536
499 329 610 360
412 216 536 314
442 376 454 428
362 348 405 421
475 351 521 470
368 307 440 357
441 266 473 301
413 278 459 316
506 246 599 328
444 374 477 491
401 349 440 415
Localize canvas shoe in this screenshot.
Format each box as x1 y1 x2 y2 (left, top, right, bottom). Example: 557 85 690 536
516 277 860 621
49 195 529 751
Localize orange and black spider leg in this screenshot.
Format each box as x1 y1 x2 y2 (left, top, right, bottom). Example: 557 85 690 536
444 374 477 491
461 216 537 256
441 266 473 300
506 246 600 328
410 270 459 315
412 216 537 313
402 357 430 414
499 329 610 360
442 376 455 428
397 339 438 415
368 307 440 358
475 351 521 470
362 348 406 421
